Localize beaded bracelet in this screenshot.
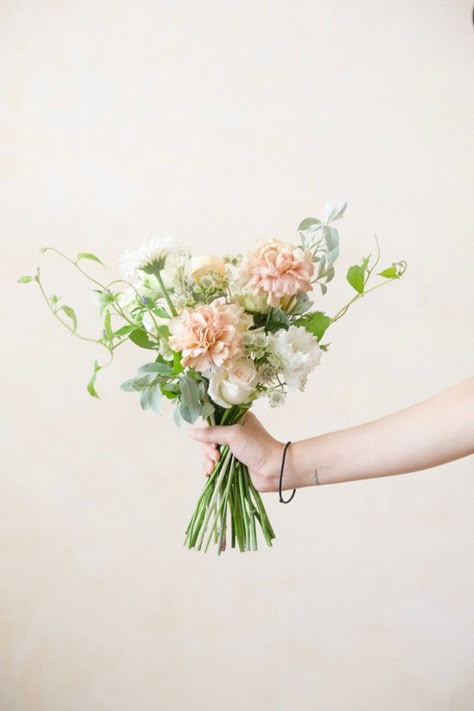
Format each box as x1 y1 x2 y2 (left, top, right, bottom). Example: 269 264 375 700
279 440 296 504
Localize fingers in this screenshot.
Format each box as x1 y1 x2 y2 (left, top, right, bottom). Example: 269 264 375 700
189 424 237 446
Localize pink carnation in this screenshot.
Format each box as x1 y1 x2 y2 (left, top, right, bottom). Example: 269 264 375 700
239 240 315 308
168 297 253 372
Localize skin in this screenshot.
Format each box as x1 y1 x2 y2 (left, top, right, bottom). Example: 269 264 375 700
189 376 474 493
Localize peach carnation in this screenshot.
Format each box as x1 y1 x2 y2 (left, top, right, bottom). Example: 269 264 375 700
239 240 315 308
168 297 253 372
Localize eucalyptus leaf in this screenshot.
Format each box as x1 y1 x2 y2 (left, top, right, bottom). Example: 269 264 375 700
173 404 183 428
179 374 202 423
120 379 138 392
321 226 340 262
290 292 313 316
298 217 321 231
323 202 347 224
138 361 173 375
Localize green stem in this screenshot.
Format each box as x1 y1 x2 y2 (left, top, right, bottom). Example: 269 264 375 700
35 276 101 344
154 270 177 317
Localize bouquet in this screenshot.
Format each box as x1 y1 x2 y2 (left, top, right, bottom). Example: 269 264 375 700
18 203 406 554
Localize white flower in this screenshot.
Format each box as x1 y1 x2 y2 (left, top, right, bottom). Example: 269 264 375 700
208 359 259 408
191 256 226 282
120 236 176 281
268 325 322 390
266 387 286 408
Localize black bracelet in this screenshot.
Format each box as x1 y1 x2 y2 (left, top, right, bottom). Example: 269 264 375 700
279 441 296 504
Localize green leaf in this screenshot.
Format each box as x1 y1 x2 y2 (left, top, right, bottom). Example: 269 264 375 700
266 308 290 332
17 275 33 283
112 324 136 338
120 379 137 392
128 328 158 350
138 361 173 375
295 311 332 342
77 252 105 267
323 202 347 223
172 351 183 375
378 266 399 279
160 382 180 400
147 385 163 413
87 360 101 398
157 324 171 339
346 257 369 294
154 306 171 319
321 226 340 262
173 404 183 428
290 292 313 316
61 305 78 331
179 374 202 424
298 217 321 231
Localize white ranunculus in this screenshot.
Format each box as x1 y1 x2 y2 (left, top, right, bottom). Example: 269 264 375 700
269 325 322 390
208 360 259 408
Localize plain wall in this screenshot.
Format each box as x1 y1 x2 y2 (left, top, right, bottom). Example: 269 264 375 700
1 1 473 710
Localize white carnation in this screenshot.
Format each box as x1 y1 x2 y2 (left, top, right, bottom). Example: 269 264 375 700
268 326 322 390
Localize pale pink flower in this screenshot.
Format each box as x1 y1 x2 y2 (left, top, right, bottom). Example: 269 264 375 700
168 297 253 372
239 240 315 308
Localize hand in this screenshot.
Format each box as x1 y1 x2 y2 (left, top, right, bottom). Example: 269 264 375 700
188 412 285 493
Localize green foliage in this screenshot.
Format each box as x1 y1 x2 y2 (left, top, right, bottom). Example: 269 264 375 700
297 217 321 231
178 373 202 424
290 292 313 315
61 304 78 331
128 328 158 349
76 252 105 267
87 360 101 398
140 384 163 413
17 275 33 283
295 311 332 342
265 308 290 332
378 266 399 279
346 256 370 294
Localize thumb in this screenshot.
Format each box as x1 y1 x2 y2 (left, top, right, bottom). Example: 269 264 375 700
188 424 238 447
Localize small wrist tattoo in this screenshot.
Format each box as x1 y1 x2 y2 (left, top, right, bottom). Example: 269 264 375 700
314 468 320 486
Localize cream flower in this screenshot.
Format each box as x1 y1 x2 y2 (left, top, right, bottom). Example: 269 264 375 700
191 256 226 283
238 240 315 308
208 359 259 408
120 236 176 281
168 297 253 372
269 325 322 390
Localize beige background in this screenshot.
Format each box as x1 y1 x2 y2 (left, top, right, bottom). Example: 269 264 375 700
1 1 473 710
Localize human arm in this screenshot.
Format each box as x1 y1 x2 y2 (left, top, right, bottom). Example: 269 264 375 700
189 377 474 492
